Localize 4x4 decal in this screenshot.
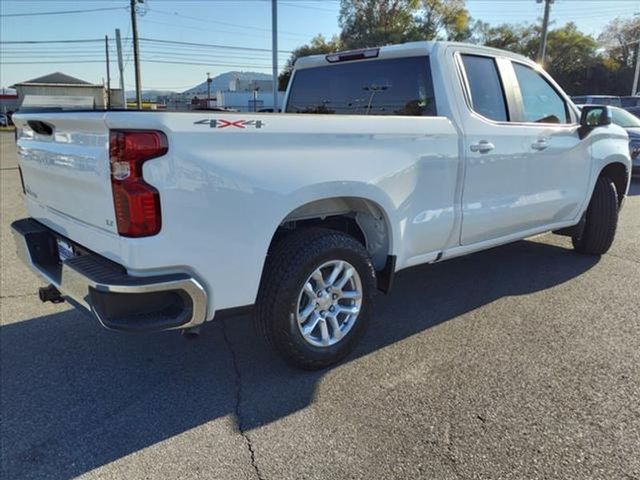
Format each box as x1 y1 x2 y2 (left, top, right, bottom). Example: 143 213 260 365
194 119 265 129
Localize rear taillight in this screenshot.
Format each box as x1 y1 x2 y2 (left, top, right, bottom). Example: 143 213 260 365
109 130 168 237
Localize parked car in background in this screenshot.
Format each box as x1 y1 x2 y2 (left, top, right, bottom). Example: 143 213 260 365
610 106 640 175
624 105 640 119
621 96 640 108
572 95 622 107
192 106 239 112
0 113 8 126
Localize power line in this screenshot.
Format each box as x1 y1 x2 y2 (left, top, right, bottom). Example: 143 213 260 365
138 18 275 40
0 35 294 58
0 59 278 68
0 53 108 58
149 8 310 38
0 7 126 18
0 49 109 53
1 52 285 66
143 59 274 68
139 37 292 54
1 60 105 64
0 39 104 44
279 1 337 13
0 46 276 58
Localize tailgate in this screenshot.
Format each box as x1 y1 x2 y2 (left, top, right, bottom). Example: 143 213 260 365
13 112 118 235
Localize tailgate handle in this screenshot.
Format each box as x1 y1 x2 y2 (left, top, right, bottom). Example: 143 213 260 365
27 120 54 136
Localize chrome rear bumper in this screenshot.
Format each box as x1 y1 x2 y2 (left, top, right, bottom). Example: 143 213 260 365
11 218 208 332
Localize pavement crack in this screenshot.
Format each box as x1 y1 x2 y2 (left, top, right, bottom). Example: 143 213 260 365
221 320 265 480
1 293 38 300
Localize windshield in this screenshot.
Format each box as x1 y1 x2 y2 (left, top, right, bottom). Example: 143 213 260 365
611 107 640 128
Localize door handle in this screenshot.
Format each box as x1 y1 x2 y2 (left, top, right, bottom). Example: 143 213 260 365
531 139 549 151
469 141 495 154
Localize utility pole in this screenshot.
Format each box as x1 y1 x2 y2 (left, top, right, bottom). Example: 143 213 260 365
206 72 212 108
271 0 279 112
633 13 640 96
105 35 111 109
537 0 553 65
115 28 126 109
633 40 640 96
130 0 143 109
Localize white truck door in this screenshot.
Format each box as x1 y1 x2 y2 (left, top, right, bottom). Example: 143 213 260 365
455 52 589 245
505 60 591 228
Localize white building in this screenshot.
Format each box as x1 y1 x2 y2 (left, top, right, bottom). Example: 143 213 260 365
228 78 274 93
12 72 125 110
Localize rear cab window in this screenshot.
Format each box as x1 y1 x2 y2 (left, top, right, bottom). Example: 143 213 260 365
286 56 437 116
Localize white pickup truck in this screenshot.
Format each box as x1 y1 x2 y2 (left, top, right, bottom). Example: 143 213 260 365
11 41 631 369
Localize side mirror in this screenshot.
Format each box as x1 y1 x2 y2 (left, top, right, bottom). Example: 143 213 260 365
578 105 611 139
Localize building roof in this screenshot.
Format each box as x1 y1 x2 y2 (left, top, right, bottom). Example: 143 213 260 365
13 72 95 87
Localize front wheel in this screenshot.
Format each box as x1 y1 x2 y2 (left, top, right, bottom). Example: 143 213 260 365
256 228 376 370
572 176 619 255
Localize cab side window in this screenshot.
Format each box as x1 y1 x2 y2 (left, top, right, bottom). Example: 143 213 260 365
512 62 569 124
460 54 509 122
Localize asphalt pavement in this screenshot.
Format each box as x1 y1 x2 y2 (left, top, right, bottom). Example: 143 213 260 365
1 131 639 479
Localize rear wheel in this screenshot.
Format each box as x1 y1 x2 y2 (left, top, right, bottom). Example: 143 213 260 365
572 176 618 255
256 228 376 370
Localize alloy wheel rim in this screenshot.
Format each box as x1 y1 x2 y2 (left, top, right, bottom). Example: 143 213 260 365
295 259 363 347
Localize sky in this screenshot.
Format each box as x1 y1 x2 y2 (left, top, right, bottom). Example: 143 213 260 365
1 0 638 92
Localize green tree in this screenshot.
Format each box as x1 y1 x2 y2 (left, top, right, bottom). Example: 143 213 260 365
471 21 604 95
338 0 420 49
599 16 640 68
471 21 537 56
598 16 640 94
278 34 342 91
338 0 471 48
415 0 471 41
544 23 599 94
281 3 632 96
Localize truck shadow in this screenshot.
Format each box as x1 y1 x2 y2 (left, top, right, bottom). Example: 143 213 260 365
1 239 599 479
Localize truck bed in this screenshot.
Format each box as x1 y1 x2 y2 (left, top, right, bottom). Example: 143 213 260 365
13 110 460 317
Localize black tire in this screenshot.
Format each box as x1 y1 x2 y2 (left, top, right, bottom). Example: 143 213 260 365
572 176 618 255
256 228 376 370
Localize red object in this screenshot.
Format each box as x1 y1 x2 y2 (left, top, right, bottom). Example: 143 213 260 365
109 130 168 237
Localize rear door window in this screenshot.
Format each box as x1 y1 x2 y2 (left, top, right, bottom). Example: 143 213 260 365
286 56 437 116
460 54 509 122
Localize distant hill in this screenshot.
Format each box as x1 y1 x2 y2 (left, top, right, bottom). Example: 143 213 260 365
124 72 272 100
182 71 272 95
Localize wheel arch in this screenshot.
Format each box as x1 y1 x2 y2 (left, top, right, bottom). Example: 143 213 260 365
598 161 629 206
272 196 395 271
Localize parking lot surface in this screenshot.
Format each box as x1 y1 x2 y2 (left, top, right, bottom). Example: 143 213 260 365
1 131 639 479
